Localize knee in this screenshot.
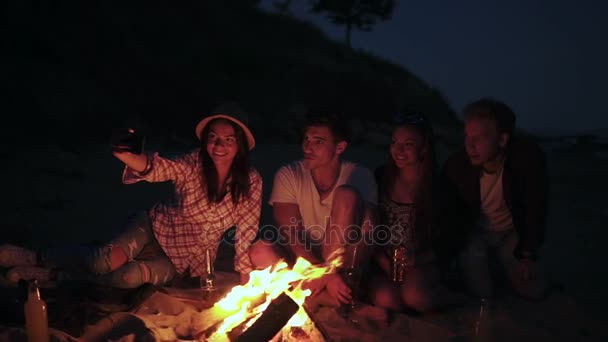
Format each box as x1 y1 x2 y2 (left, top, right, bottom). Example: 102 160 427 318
249 240 282 270
110 264 145 289
333 185 362 210
120 270 144 288
86 245 113 275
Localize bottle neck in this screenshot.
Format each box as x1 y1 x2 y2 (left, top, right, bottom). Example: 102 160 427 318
28 282 41 300
478 298 489 317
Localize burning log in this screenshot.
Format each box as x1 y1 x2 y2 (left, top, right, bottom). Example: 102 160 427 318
192 255 342 341
190 306 235 338
231 292 299 342
192 293 269 339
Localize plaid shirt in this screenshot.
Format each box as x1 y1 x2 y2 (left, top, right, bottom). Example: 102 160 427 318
122 150 261 275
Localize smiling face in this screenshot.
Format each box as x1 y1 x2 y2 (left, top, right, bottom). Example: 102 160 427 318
390 126 424 169
301 125 346 170
205 119 238 167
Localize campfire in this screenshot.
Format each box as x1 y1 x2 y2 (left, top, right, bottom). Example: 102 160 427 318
191 252 343 341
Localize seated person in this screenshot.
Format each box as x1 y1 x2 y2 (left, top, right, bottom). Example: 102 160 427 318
370 113 470 313
249 107 381 318
0 103 262 288
438 98 549 300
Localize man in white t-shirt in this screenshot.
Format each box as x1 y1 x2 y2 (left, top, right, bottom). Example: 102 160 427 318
250 108 379 310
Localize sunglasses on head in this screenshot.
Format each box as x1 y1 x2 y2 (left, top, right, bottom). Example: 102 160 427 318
392 113 427 126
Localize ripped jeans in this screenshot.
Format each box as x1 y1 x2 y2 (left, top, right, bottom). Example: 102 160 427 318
41 211 177 288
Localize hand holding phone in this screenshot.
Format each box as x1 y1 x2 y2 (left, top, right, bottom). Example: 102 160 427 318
110 128 144 154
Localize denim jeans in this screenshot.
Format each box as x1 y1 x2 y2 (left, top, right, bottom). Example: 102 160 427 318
458 228 547 299
42 211 176 288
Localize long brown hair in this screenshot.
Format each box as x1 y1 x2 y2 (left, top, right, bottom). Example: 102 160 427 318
378 113 438 251
199 118 251 204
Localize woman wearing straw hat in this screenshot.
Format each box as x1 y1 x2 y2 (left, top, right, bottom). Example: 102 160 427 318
0 103 262 288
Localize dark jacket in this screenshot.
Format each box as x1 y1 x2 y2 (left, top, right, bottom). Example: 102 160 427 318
437 140 549 263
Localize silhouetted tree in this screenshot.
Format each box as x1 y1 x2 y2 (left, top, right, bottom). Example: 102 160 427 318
311 0 395 47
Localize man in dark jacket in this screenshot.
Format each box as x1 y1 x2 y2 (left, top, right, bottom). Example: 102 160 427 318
438 98 548 300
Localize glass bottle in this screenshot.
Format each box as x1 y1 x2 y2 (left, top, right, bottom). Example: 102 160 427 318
337 245 361 322
24 280 49 342
200 249 216 300
473 298 494 342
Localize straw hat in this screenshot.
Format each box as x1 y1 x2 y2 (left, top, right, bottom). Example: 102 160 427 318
195 102 255 150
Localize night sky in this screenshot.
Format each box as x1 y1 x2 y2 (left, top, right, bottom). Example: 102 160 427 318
263 0 608 136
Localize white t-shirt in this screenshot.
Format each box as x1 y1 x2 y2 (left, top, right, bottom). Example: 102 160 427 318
478 166 514 232
269 160 377 242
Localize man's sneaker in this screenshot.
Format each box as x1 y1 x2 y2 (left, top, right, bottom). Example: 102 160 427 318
0 244 36 267
6 266 52 283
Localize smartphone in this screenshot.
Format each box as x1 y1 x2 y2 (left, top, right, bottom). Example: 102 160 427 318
111 128 144 154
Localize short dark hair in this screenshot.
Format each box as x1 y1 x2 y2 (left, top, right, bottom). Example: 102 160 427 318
463 98 516 136
303 106 351 143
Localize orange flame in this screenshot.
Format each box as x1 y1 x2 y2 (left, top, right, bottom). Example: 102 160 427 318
206 249 343 341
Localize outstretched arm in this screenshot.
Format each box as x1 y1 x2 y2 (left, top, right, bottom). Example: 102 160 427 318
113 151 148 173
119 150 196 185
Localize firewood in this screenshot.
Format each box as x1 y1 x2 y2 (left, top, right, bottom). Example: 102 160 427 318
232 293 299 342
190 306 236 338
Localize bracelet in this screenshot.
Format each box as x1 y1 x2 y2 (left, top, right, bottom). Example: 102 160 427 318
139 153 153 176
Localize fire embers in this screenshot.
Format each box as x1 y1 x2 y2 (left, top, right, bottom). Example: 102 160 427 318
193 253 343 341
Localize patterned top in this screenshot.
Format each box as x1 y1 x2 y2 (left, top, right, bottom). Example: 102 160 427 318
379 199 416 265
122 150 262 275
